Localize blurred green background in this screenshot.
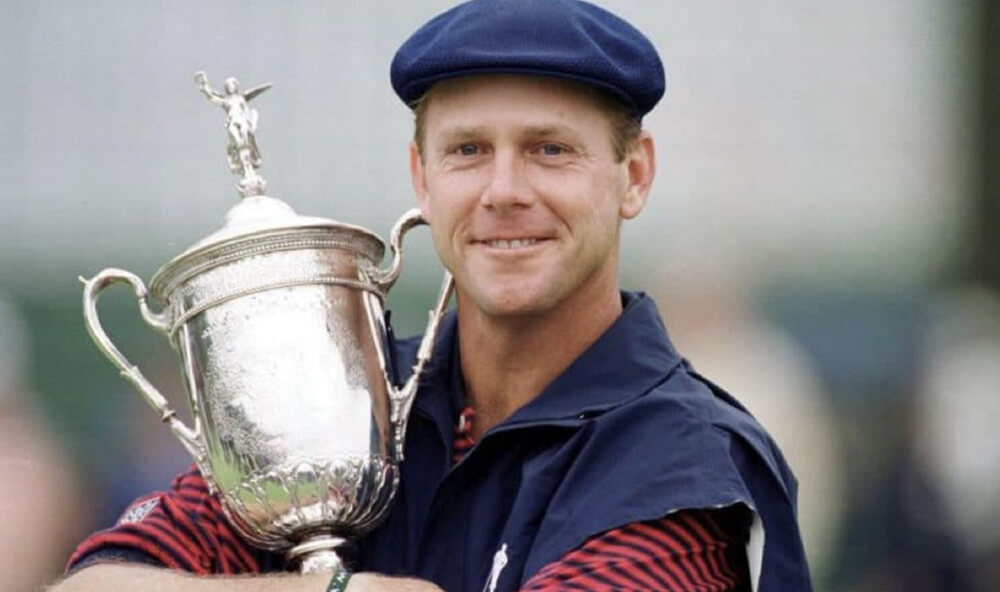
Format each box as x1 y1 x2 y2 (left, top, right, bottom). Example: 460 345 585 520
2 1 998 591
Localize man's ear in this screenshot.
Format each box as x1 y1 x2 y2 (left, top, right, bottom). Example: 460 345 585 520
409 140 432 221
620 131 655 220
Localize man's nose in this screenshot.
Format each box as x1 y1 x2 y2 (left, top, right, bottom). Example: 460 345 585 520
481 150 532 211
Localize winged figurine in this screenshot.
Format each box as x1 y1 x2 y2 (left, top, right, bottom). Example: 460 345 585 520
195 71 273 196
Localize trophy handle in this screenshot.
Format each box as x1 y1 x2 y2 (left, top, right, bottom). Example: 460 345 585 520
388 271 455 461
80 268 206 464
368 208 455 460
371 208 425 293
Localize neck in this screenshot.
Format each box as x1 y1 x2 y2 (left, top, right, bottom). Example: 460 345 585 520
456 278 623 439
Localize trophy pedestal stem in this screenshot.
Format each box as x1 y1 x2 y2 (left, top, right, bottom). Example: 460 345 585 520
288 534 348 574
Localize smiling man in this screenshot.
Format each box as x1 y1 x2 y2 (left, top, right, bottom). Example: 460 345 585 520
55 1 811 591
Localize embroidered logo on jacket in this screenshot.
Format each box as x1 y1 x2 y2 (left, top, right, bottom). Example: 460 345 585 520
483 543 509 592
117 497 159 524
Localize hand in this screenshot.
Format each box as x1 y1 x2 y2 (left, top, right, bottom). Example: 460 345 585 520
194 71 207 85
347 574 445 592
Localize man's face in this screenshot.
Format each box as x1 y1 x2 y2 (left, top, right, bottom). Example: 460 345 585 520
410 75 653 320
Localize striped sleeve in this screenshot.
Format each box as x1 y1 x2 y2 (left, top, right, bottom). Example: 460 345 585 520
66 464 262 575
520 507 752 591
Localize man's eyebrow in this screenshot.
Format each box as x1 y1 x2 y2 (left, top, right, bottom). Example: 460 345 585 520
522 125 565 137
522 125 588 145
434 126 488 142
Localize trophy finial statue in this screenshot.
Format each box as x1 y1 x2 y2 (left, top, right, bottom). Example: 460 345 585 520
195 70 273 197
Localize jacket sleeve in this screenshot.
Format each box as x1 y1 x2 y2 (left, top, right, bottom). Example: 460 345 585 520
66 464 264 575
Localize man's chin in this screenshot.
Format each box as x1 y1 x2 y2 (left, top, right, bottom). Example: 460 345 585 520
464 286 562 320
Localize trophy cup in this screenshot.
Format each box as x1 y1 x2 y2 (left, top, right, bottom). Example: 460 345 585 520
80 72 453 573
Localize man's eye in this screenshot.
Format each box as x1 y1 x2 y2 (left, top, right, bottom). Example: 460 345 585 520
457 144 479 156
539 143 565 156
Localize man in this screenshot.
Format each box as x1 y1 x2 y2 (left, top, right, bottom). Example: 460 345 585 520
55 1 811 590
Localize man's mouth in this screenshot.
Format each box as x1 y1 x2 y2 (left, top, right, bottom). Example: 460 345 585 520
483 238 543 250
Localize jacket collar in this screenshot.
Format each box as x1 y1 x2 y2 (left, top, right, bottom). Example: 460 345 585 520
412 292 683 430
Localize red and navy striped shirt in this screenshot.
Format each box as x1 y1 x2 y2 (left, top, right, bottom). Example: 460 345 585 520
70 406 750 590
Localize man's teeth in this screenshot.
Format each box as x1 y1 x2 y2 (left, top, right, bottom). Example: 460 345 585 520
486 238 540 249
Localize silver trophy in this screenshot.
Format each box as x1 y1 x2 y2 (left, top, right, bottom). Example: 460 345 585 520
80 72 453 573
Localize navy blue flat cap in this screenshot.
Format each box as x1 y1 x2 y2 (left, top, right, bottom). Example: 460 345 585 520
391 0 665 118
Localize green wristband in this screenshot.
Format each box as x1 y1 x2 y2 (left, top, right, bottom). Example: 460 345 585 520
326 568 352 592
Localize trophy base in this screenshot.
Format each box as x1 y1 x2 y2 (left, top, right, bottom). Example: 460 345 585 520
288 534 348 574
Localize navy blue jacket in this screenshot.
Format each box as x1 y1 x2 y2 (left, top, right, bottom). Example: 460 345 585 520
358 292 812 591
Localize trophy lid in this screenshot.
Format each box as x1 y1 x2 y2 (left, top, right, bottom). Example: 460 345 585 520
184 194 383 253
148 193 386 300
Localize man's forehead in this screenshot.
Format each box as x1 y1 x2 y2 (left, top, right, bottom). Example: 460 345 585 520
420 75 613 132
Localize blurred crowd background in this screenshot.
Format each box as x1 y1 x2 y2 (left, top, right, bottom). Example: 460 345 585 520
1 1 998 591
